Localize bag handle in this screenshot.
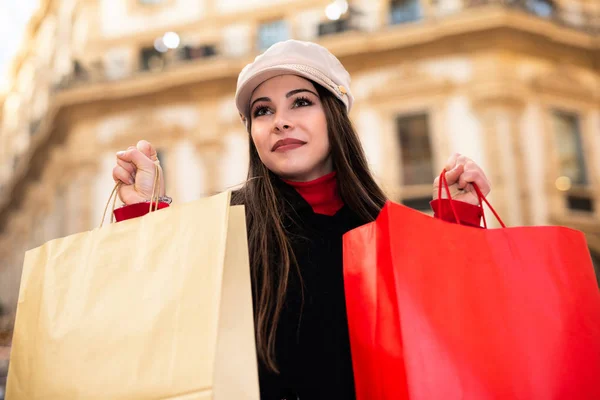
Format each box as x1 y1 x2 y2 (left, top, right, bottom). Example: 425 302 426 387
436 169 506 228
100 160 162 228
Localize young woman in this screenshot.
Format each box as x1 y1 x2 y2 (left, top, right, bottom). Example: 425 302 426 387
112 40 491 400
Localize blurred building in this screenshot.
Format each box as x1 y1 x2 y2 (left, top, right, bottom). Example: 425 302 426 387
0 0 599 362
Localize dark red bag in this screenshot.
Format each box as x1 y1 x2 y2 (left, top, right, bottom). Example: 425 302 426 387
344 172 600 399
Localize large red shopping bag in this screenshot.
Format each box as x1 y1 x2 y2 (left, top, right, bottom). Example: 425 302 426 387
343 172 600 400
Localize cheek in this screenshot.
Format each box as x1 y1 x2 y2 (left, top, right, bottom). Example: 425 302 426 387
250 125 269 154
314 115 330 153
250 124 278 169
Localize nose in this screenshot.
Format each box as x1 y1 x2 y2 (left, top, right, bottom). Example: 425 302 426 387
273 112 294 133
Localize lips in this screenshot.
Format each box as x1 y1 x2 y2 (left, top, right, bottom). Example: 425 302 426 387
271 138 307 152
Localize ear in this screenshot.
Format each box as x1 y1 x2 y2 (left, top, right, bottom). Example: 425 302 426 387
239 113 247 125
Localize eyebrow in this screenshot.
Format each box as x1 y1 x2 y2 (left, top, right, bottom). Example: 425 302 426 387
250 88 319 111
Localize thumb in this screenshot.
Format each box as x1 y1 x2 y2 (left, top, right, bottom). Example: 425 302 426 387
137 140 158 162
444 163 464 186
445 152 460 171
116 148 155 172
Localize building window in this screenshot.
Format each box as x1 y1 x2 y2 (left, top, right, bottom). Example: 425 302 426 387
402 196 432 212
590 251 600 288
552 111 588 186
29 119 41 136
552 110 593 213
104 54 130 80
179 44 217 61
318 18 351 36
525 0 555 18
72 60 89 81
140 47 165 72
258 20 290 52
390 0 422 25
397 113 434 186
566 195 594 213
395 112 435 213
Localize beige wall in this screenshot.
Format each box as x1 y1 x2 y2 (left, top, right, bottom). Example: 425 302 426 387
100 0 207 38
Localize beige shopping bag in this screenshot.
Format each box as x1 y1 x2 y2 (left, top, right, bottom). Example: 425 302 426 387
6 189 259 399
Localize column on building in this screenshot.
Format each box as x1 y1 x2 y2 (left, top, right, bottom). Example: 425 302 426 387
196 96 247 197
585 108 600 220
197 141 227 196
471 92 528 227
172 139 207 203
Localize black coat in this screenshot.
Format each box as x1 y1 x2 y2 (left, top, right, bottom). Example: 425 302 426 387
237 178 365 400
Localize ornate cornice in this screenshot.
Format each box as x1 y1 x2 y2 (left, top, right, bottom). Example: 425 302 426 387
366 65 455 104
530 64 600 104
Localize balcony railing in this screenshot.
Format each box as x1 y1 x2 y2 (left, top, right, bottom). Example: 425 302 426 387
466 0 600 34
50 0 598 93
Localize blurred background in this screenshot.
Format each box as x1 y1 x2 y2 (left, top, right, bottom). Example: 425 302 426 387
0 0 599 395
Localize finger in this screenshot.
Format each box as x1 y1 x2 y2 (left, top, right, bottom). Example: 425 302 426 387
137 140 158 162
462 160 491 194
116 148 155 171
445 153 460 171
444 163 464 186
458 169 491 194
112 165 135 185
458 169 474 189
116 158 136 176
455 154 470 168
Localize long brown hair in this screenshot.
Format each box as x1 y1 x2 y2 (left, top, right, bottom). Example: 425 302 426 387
231 82 387 372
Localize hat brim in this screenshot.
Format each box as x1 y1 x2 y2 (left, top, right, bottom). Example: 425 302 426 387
235 66 338 120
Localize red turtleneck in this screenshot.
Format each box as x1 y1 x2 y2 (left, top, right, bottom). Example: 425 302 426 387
282 171 344 216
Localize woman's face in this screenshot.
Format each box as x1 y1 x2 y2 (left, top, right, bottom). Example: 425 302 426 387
249 74 332 182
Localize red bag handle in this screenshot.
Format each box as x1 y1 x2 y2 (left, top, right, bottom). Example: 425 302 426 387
437 169 506 228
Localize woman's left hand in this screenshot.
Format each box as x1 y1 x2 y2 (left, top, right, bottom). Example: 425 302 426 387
432 153 491 206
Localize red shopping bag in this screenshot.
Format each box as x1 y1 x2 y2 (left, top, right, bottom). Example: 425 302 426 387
343 171 600 400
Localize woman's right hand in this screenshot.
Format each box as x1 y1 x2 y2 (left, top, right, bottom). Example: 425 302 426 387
112 140 166 205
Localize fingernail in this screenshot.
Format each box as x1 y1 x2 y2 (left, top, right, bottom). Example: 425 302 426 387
116 151 125 157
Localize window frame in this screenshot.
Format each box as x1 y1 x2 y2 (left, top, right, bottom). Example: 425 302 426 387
139 45 168 72
127 0 175 15
375 102 448 214
317 16 353 37
364 69 452 213
550 109 589 187
543 103 599 219
256 18 291 52
389 0 424 26
395 111 436 187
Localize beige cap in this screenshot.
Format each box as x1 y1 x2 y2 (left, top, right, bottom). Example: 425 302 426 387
235 40 353 122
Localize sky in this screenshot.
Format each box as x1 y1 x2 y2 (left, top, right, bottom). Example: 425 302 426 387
0 0 41 94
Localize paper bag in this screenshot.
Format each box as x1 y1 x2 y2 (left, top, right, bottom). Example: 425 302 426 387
7 191 259 400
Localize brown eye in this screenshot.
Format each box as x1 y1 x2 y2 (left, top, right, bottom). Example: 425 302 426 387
253 105 271 118
293 97 313 108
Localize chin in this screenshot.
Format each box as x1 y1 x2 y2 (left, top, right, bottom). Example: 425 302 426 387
265 155 332 181
272 167 312 181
